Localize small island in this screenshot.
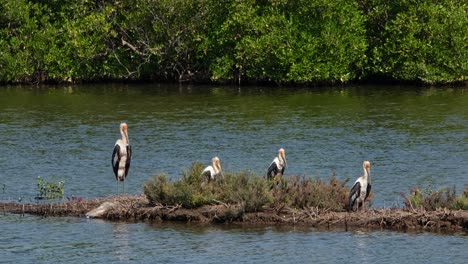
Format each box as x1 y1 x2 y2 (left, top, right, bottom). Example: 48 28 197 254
2 163 467 233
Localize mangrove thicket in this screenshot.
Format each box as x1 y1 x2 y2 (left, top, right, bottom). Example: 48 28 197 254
0 0 466 85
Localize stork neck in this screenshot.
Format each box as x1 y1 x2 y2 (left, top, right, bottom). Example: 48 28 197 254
363 167 369 179
120 130 129 145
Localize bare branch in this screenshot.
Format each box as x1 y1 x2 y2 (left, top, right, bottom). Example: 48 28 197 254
121 38 145 56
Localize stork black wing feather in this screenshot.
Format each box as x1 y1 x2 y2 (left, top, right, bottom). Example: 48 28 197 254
365 183 371 201
348 181 361 211
125 144 132 177
112 144 121 178
202 169 212 182
266 162 278 180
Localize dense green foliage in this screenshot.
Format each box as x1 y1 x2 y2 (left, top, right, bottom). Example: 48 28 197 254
143 162 350 212
360 0 468 84
0 0 466 84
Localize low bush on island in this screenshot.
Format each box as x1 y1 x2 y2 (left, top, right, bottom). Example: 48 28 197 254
402 185 468 211
144 162 350 212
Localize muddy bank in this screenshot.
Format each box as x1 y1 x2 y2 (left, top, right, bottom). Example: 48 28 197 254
2 195 467 232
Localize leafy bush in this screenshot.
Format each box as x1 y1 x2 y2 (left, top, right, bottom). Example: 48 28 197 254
144 163 271 211
453 186 468 210
220 171 272 212
144 163 215 208
363 0 467 84
403 185 467 210
143 174 172 205
36 176 65 201
271 175 350 211
144 162 350 212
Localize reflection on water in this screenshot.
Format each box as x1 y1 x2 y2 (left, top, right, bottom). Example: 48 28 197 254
353 231 372 264
113 222 131 262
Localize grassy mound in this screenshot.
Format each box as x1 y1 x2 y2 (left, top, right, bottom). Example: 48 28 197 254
144 162 350 212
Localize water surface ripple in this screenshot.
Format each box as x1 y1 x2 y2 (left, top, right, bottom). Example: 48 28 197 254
0 85 467 263
0 85 466 206
1 214 467 263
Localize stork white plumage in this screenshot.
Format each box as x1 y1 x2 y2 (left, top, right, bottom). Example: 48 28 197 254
348 161 371 211
266 148 287 180
202 157 223 182
111 123 132 194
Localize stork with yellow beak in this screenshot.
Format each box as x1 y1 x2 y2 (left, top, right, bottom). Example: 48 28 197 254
266 148 287 180
202 157 223 182
348 161 372 211
111 123 132 194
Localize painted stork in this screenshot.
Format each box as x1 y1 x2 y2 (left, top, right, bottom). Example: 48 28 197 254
266 148 287 180
348 161 371 211
111 122 132 194
202 157 223 182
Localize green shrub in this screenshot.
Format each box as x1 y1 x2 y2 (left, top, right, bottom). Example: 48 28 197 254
144 163 216 208
144 165 271 211
405 188 424 209
220 171 272 212
143 174 171 205
403 185 465 210
271 175 350 211
144 163 351 212
181 161 206 187
36 176 65 201
453 186 468 210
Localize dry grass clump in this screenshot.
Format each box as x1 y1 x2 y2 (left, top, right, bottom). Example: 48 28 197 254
402 185 468 210
144 162 352 212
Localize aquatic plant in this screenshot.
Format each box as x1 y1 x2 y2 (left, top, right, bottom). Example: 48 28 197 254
144 162 351 212
36 176 65 201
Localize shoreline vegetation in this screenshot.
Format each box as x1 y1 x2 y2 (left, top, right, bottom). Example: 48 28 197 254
0 0 466 86
2 163 467 232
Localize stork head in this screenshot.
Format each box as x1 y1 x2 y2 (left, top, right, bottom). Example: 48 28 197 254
363 161 371 169
120 122 128 132
279 148 287 168
363 160 371 175
213 157 222 170
212 157 222 177
120 123 129 143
